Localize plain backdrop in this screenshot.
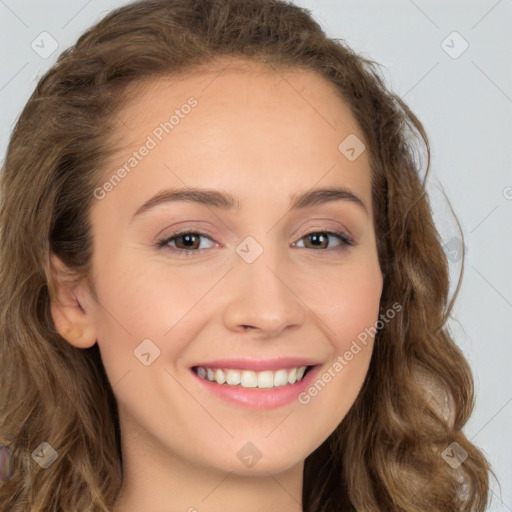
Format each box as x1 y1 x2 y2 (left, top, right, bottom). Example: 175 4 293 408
1 0 511 509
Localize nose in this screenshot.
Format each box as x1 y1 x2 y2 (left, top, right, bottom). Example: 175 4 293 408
221 248 306 338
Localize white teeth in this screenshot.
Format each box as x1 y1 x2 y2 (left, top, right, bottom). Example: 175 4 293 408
195 365 309 388
226 369 241 385
287 367 297 384
257 370 274 389
273 369 288 387
214 369 226 384
240 370 257 388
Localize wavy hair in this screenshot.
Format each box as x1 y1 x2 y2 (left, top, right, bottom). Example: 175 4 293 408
0 0 495 510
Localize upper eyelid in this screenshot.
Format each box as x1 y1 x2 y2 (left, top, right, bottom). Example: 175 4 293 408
157 228 354 249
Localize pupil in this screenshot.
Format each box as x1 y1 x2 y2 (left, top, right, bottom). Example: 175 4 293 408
311 234 325 247
183 235 196 247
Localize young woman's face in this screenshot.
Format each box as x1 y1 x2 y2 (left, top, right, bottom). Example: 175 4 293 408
83 58 383 478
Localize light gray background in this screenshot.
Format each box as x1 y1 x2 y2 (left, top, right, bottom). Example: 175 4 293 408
1 0 511 509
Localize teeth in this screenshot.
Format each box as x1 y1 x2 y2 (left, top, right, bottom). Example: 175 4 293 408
257 370 274 389
273 369 288 387
287 367 297 384
226 369 241 386
195 365 310 388
214 369 226 384
241 370 257 388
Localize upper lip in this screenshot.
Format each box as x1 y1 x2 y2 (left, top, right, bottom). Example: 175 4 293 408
191 357 321 372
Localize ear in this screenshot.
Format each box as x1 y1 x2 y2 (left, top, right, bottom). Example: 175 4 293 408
49 254 97 349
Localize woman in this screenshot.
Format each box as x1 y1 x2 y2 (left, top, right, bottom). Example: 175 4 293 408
0 0 494 510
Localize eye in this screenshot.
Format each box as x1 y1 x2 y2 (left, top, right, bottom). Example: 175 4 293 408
155 229 355 257
293 230 354 251
156 230 217 256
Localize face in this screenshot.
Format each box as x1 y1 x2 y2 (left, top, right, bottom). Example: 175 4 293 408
56 57 383 479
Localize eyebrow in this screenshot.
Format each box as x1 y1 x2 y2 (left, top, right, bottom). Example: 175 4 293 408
130 185 368 222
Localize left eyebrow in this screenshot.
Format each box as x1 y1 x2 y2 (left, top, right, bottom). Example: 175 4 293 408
289 186 368 215
130 185 368 223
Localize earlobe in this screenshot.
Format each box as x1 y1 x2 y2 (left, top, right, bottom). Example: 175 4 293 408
50 300 96 348
49 255 97 349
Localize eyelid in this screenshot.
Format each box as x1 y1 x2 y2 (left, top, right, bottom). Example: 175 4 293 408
155 227 356 256
155 228 217 250
292 229 355 249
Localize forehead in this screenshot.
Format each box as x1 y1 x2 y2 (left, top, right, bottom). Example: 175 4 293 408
98 56 372 218
116 57 362 134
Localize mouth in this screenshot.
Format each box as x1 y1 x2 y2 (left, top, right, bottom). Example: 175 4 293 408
192 364 315 389
189 359 322 410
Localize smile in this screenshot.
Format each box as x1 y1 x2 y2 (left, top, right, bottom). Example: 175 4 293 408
190 357 322 409
193 365 312 388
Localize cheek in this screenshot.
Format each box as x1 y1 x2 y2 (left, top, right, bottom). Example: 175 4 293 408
308 251 383 349
297 262 382 438
91 257 209 377
332 269 382 350
314 252 382 389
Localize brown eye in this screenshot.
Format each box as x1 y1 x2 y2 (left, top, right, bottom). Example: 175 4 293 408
174 233 201 250
295 231 354 250
156 229 354 257
304 232 329 249
156 231 216 255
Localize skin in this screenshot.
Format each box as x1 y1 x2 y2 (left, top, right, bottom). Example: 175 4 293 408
50 56 383 512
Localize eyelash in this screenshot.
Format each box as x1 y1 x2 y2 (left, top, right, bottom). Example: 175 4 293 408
155 228 355 257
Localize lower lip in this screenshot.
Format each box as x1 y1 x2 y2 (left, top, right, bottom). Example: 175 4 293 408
191 365 321 410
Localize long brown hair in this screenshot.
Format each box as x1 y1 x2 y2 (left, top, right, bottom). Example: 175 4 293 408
0 0 495 510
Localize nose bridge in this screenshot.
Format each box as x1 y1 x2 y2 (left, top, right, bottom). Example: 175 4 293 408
221 232 306 335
